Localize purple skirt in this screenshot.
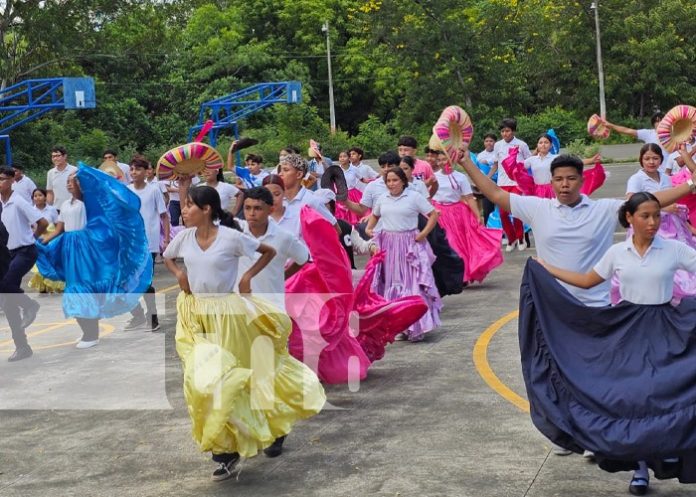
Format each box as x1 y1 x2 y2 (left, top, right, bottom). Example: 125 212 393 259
373 230 442 340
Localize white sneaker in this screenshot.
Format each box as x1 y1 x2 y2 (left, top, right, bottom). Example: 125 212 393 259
552 446 572 456
76 339 99 349
394 333 408 341
505 240 517 252
518 241 527 251
583 450 595 459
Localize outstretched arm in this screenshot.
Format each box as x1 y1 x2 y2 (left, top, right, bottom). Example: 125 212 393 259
603 120 638 137
653 169 696 207
456 146 511 212
535 258 605 289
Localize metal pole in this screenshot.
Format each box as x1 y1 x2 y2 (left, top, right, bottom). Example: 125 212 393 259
591 2 606 118
323 21 336 134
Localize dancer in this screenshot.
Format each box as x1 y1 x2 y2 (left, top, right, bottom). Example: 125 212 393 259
530 192 696 495
349 147 379 191
236 187 309 311
28 188 63 293
333 150 367 225
36 166 151 348
163 186 325 480
672 144 696 227
11 163 37 203
126 157 168 332
0 166 47 361
491 118 530 251
475 133 498 225
397 135 434 183
432 150 503 283
200 167 242 215
365 167 441 341
46 146 77 209
399 156 430 198
602 112 669 168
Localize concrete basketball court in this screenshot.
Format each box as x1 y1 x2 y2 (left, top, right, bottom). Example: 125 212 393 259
1 162 692 496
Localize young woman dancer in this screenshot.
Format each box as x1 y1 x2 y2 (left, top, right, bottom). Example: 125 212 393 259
533 192 696 495
163 185 325 481
334 150 367 224
29 188 63 293
433 151 503 283
365 167 441 341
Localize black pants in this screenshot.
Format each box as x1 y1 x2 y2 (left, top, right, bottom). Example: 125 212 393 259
212 452 239 464
0 244 38 348
169 200 181 227
76 317 99 341
131 253 157 319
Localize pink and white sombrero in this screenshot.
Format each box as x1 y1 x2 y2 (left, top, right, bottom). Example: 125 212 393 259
657 105 696 152
431 106 474 169
156 142 223 180
587 114 610 140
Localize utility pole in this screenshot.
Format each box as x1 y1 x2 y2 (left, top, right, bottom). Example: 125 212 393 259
322 20 336 134
591 2 606 118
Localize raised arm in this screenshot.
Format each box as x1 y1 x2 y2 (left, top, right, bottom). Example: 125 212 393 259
653 168 696 207
456 147 511 212
536 258 605 289
602 120 638 137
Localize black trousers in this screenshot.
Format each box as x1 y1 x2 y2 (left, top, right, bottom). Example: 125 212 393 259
0 244 38 347
76 317 99 341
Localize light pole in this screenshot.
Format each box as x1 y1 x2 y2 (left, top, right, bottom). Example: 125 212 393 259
322 20 336 134
590 2 606 118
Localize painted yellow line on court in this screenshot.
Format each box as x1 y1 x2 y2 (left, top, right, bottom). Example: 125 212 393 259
159 284 180 294
0 323 116 352
472 310 530 413
0 322 75 347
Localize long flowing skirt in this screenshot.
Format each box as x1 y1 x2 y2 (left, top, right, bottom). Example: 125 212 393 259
433 201 503 283
334 188 366 225
175 292 325 458
35 165 152 319
373 230 442 340
519 259 696 483
285 206 371 384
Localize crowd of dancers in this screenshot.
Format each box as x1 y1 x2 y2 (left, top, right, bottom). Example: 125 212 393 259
1 115 696 493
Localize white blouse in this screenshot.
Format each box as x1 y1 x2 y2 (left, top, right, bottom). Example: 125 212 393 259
524 154 557 185
373 189 434 232
625 169 671 194
594 236 696 305
163 226 260 295
57 198 86 232
432 170 473 203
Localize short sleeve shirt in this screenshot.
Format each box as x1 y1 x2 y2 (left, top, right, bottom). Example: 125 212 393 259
594 237 696 304
163 226 260 295
373 189 435 231
36 205 59 225
213 182 240 211
57 198 87 232
277 187 337 240
128 183 167 253
433 170 473 203
410 178 430 199
494 138 532 187
361 177 387 209
12 175 37 203
625 169 672 194
636 129 669 170
510 194 624 306
524 154 557 185
46 164 78 208
1 192 42 249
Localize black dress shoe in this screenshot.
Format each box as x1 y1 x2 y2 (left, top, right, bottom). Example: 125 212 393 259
263 436 286 458
8 346 33 362
20 299 40 329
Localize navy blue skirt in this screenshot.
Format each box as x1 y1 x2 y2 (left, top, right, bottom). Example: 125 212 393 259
519 259 696 483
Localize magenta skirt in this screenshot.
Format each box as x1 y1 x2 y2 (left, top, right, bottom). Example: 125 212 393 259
334 188 367 225
433 201 503 283
373 230 442 340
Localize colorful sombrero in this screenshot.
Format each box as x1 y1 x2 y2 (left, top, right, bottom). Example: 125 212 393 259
157 142 223 180
657 105 696 153
432 106 474 168
587 114 610 139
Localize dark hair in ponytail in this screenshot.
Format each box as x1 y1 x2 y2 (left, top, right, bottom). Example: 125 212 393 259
186 185 241 231
618 192 660 228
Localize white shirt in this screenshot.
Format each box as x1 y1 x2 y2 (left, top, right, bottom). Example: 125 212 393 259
277 187 337 240
353 162 379 191
625 169 672 194
35 204 59 225
210 181 240 212
494 138 532 187
432 170 473 203
524 154 557 185
236 219 309 311
128 183 167 253
57 198 87 232
163 226 260 295
147 177 168 197
594 237 696 305
12 175 37 203
46 164 78 208
511 194 624 306
373 189 434 232
664 141 695 174
166 176 200 202
340 165 364 190
361 177 388 209
117 162 132 184
636 129 669 171
476 150 496 166
1 192 43 250
410 178 430 199
251 169 270 186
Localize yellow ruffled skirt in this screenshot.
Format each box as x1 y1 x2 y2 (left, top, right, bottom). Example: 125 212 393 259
28 224 65 293
175 292 326 458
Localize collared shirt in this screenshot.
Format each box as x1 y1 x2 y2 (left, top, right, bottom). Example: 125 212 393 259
511 193 624 306
625 169 672 194
207 181 240 211
128 183 167 253
163 226 259 295
236 219 309 311
353 162 379 192
277 187 337 240
524 154 557 185
1 191 43 250
361 177 387 209
57 198 86 232
340 164 363 190
636 129 669 171
433 170 473 203
410 178 430 199
12 175 37 203
594 237 696 305
373 188 434 232
46 164 78 208
494 137 532 187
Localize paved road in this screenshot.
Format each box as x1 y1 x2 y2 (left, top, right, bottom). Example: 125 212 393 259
1 163 691 496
